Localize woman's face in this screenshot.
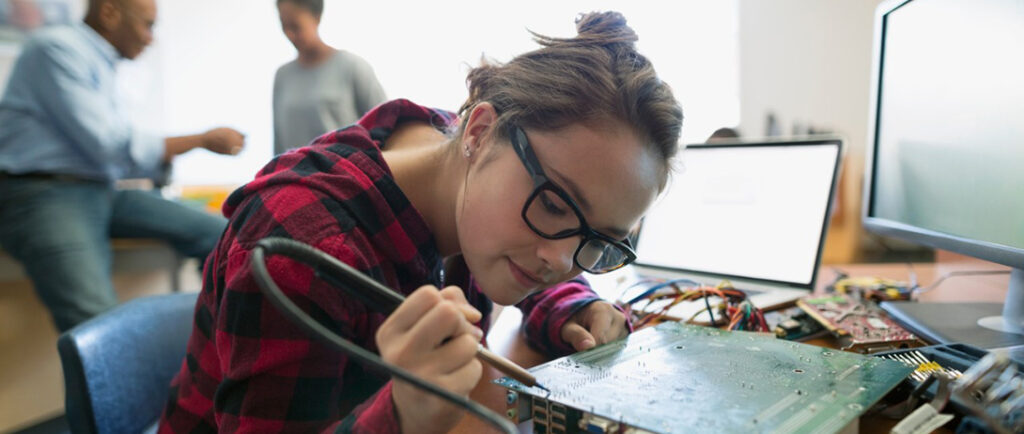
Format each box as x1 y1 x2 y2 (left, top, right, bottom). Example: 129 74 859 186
457 121 663 306
277 2 319 52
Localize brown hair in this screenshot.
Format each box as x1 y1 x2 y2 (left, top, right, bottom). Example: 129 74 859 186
456 11 683 183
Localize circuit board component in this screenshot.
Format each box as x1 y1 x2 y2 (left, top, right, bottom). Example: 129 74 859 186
798 293 925 354
496 321 912 434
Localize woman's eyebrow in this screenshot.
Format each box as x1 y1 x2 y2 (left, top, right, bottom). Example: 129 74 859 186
546 167 591 213
547 167 630 239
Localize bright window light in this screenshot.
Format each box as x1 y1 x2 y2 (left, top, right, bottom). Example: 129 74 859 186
120 1 738 186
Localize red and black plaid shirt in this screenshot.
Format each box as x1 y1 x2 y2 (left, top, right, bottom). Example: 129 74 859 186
158 99 606 433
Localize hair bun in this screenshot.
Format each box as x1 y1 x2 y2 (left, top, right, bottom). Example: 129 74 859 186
459 9 682 172
574 11 638 47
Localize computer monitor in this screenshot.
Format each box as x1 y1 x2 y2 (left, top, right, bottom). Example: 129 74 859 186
863 0 1024 349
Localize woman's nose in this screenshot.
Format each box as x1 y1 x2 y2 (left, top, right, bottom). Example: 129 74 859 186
536 236 579 277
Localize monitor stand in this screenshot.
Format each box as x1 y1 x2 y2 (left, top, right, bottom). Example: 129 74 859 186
880 268 1024 349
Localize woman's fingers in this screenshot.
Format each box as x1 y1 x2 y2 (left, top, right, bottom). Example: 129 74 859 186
440 285 483 323
380 285 445 334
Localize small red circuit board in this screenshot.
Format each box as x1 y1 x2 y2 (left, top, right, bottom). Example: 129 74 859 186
797 293 925 354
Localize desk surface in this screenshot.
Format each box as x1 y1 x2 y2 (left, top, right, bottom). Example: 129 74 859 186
452 260 1012 433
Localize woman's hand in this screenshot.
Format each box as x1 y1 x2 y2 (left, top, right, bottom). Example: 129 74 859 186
376 285 483 434
560 300 629 352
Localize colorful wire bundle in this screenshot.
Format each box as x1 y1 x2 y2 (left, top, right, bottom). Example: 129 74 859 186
617 278 770 332
724 299 769 332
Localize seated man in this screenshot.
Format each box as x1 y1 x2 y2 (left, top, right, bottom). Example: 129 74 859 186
0 0 244 332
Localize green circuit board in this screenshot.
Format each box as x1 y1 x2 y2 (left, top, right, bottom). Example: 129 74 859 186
496 321 912 434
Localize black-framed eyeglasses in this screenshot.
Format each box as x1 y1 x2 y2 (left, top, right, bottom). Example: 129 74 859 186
508 125 637 274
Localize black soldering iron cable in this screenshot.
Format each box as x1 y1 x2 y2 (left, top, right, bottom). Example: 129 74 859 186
250 237 517 434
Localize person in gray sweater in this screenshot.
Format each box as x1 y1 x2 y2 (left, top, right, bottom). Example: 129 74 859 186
273 0 386 155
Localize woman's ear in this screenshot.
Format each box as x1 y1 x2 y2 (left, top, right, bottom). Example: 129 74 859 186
462 102 498 157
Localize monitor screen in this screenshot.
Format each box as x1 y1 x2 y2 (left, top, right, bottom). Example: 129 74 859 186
864 0 1024 348
869 0 1024 251
636 140 841 288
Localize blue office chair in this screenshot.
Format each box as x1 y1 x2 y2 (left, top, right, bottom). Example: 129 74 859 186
57 292 198 434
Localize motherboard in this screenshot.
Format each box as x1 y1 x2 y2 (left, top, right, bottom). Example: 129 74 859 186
496 322 912 434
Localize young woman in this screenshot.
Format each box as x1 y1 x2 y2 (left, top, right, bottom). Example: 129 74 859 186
273 0 386 155
160 11 682 434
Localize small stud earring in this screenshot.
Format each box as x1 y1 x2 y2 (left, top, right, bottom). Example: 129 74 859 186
464 145 472 157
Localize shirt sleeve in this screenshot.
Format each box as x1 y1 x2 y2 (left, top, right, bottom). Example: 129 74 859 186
210 234 401 433
516 277 620 357
26 39 164 178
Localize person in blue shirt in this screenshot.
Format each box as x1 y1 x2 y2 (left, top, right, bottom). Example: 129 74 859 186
0 0 245 332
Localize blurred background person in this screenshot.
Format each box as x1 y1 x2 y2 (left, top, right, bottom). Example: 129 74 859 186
0 0 245 332
706 126 740 143
1 0 73 42
6 0 44 31
273 0 385 155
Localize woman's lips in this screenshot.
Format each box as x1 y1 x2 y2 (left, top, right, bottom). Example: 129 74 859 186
508 259 542 289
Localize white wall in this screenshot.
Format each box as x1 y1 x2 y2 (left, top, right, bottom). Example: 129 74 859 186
3 2 741 186
738 0 883 142
140 0 740 186
737 0 885 262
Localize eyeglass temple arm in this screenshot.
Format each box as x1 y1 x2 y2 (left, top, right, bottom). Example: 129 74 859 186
509 125 547 186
